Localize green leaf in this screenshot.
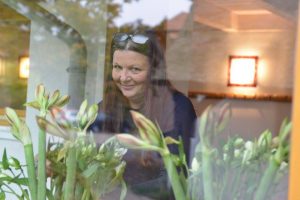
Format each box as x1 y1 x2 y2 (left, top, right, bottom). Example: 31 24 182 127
0 176 13 184
46 188 55 200
24 101 40 110
13 177 29 186
21 189 30 200
164 136 179 145
82 163 100 178
8 157 21 169
279 120 292 143
2 149 9 170
0 192 6 200
216 103 231 133
57 147 68 161
198 106 211 147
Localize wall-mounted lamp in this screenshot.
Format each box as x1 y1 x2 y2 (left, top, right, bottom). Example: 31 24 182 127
228 55 258 87
0 57 5 76
19 56 30 79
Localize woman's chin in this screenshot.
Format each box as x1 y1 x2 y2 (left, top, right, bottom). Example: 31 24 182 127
121 91 135 99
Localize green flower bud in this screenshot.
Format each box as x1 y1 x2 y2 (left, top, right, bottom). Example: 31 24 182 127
234 138 244 148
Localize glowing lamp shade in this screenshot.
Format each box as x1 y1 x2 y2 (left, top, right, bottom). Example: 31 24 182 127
228 56 258 87
19 56 30 79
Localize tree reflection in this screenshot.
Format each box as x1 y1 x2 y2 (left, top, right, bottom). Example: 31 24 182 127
0 0 168 109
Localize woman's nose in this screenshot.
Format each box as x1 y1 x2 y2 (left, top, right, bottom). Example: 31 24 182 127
120 70 131 82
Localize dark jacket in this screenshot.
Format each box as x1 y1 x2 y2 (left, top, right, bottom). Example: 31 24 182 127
89 91 197 199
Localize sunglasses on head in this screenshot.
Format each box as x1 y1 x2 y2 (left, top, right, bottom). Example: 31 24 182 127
112 33 149 45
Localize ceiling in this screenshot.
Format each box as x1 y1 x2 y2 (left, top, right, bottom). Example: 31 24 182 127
193 0 298 32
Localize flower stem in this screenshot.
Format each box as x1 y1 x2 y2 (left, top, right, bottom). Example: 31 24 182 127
64 145 77 200
201 146 215 200
162 154 186 200
37 128 46 200
254 159 279 200
24 144 37 200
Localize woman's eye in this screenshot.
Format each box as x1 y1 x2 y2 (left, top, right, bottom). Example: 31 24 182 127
131 67 141 73
113 65 122 70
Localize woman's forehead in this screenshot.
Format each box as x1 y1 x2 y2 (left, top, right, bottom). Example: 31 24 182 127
113 50 149 65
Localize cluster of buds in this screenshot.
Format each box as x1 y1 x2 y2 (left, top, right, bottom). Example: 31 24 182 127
26 84 70 116
36 100 98 141
221 121 290 167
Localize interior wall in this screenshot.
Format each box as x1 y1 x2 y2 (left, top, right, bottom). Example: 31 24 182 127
189 23 295 96
191 98 291 139
166 7 295 139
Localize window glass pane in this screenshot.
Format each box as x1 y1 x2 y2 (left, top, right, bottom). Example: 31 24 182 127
0 2 29 110
0 0 297 199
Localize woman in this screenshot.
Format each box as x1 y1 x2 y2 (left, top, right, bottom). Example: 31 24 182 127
90 31 197 199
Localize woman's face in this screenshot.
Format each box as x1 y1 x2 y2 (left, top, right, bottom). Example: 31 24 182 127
112 50 150 103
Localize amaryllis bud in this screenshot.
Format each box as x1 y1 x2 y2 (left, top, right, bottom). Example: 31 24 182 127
35 84 45 102
234 138 244 148
76 100 88 121
55 95 70 107
5 107 21 128
36 116 69 140
48 90 60 107
116 134 147 148
130 111 161 146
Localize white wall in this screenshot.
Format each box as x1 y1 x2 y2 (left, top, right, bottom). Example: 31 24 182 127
189 24 295 95
166 15 295 140
191 98 291 139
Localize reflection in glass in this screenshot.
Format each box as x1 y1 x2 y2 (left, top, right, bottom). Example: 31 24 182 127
19 56 30 79
0 2 29 110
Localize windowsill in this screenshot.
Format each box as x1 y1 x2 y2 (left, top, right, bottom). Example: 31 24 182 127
0 126 17 141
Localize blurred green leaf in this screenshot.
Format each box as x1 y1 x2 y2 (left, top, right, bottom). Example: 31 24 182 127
164 136 179 145
0 192 5 200
24 101 40 109
82 163 100 178
8 157 21 169
2 149 9 170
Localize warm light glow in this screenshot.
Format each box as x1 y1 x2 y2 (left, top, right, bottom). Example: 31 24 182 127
228 56 258 86
0 58 5 76
19 56 30 78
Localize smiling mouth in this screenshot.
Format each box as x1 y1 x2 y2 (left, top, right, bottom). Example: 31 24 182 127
120 85 135 90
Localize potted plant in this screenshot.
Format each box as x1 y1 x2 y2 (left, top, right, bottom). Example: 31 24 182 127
1 85 127 200
117 103 291 200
